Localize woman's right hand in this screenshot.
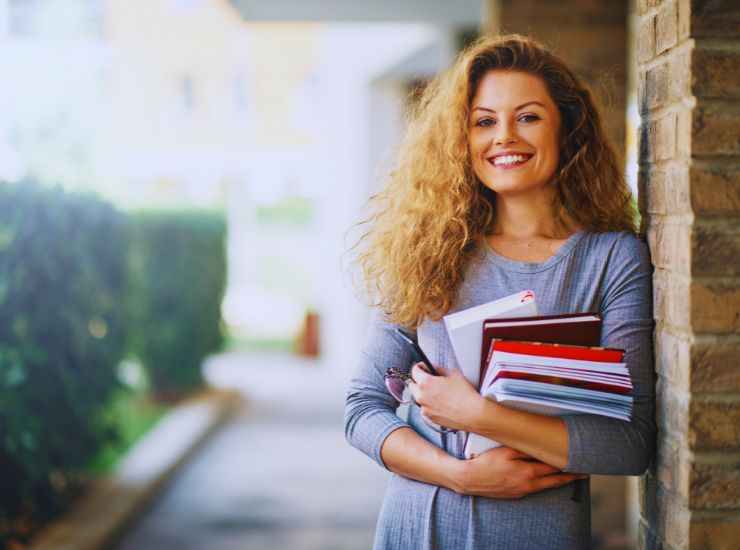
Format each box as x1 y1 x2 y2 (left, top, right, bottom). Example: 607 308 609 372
453 446 586 499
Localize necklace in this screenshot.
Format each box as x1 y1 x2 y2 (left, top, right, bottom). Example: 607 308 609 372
488 233 567 261
517 238 558 251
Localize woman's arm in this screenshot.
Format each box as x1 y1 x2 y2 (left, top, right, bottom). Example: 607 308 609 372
345 310 582 497
380 425 583 498
343 311 411 469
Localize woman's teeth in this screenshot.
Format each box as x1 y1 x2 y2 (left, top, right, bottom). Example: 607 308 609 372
492 154 530 167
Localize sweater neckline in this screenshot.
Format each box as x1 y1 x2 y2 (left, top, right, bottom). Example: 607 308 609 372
482 230 587 273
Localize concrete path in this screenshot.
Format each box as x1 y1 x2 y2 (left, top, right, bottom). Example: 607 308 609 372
112 352 390 550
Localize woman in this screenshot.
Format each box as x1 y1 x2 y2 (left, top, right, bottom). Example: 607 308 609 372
344 34 655 549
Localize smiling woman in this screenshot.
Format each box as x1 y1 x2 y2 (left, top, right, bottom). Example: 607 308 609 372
345 34 654 550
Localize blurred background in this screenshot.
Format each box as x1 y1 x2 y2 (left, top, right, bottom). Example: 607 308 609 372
0 1 643 549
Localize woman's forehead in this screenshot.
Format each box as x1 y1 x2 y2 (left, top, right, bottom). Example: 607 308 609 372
471 70 556 111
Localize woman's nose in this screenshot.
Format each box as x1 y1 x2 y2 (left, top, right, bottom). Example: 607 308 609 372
494 120 517 145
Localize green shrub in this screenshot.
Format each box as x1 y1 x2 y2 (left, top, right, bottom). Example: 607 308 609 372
0 181 129 537
127 210 227 398
85 385 170 475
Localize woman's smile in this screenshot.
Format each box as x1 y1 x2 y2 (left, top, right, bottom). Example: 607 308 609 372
488 153 535 170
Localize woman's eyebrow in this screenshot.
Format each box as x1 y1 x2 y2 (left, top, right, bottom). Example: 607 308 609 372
472 101 545 113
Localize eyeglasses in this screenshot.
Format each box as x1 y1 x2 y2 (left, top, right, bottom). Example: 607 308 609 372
384 367 458 435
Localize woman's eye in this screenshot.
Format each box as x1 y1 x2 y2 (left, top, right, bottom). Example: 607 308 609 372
475 115 539 127
519 114 540 122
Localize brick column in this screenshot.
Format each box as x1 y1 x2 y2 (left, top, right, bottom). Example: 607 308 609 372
636 0 740 548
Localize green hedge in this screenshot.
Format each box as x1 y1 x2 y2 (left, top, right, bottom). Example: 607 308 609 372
127 210 227 398
0 185 228 545
0 181 129 535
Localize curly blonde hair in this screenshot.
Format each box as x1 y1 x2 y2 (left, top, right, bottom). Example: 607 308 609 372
352 34 637 329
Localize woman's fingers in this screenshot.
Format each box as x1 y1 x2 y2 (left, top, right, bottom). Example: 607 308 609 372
411 363 431 383
409 363 437 404
407 377 420 403
435 365 452 377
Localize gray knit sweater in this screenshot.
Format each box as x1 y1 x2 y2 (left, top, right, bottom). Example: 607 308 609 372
344 230 656 550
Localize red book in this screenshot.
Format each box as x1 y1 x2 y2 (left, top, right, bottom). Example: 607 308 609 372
479 312 603 384
481 339 627 393
490 339 624 362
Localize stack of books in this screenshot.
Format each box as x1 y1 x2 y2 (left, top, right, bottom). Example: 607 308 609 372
441 291 633 459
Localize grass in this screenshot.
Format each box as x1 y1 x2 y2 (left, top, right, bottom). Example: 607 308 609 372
223 334 294 353
255 196 314 226
85 388 171 475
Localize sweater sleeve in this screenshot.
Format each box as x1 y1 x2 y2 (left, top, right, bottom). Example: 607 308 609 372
562 232 657 475
343 309 413 470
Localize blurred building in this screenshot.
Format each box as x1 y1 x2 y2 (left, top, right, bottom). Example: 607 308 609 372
0 0 470 379
0 0 107 186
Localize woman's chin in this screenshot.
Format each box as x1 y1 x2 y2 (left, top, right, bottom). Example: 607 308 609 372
481 181 551 198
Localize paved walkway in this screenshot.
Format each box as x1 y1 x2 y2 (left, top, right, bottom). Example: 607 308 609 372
113 352 389 550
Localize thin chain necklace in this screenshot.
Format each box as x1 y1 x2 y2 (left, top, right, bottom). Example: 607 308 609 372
489 232 572 259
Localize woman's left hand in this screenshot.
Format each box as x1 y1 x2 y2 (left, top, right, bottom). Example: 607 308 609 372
408 363 484 431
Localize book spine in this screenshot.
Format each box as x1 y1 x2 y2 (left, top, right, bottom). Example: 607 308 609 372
493 340 624 362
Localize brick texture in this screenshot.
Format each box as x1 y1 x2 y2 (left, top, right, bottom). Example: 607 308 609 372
655 1 678 55
653 269 691 329
656 377 689 440
692 224 740 277
690 461 740 509
692 104 740 157
690 0 740 38
693 48 740 99
690 280 740 334
640 112 677 163
637 0 740 547
642 472 691 548
689 163 740 216
638 15 656 64
689 515 740 549
654 330 691 390
647 221 692 275
689 398 740 450
655 434 691 499
690 338 740 392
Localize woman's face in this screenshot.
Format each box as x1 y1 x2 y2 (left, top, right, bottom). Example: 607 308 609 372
468 70 562 198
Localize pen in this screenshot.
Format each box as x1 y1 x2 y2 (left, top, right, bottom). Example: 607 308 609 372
394 328 439 376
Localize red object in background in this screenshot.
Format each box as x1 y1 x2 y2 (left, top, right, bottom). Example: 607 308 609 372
295 310 320 358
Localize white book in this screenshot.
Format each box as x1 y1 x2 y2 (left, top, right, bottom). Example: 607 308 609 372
442 290 537 387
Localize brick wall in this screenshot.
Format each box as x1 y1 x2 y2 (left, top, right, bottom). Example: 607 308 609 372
636 0 740 548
